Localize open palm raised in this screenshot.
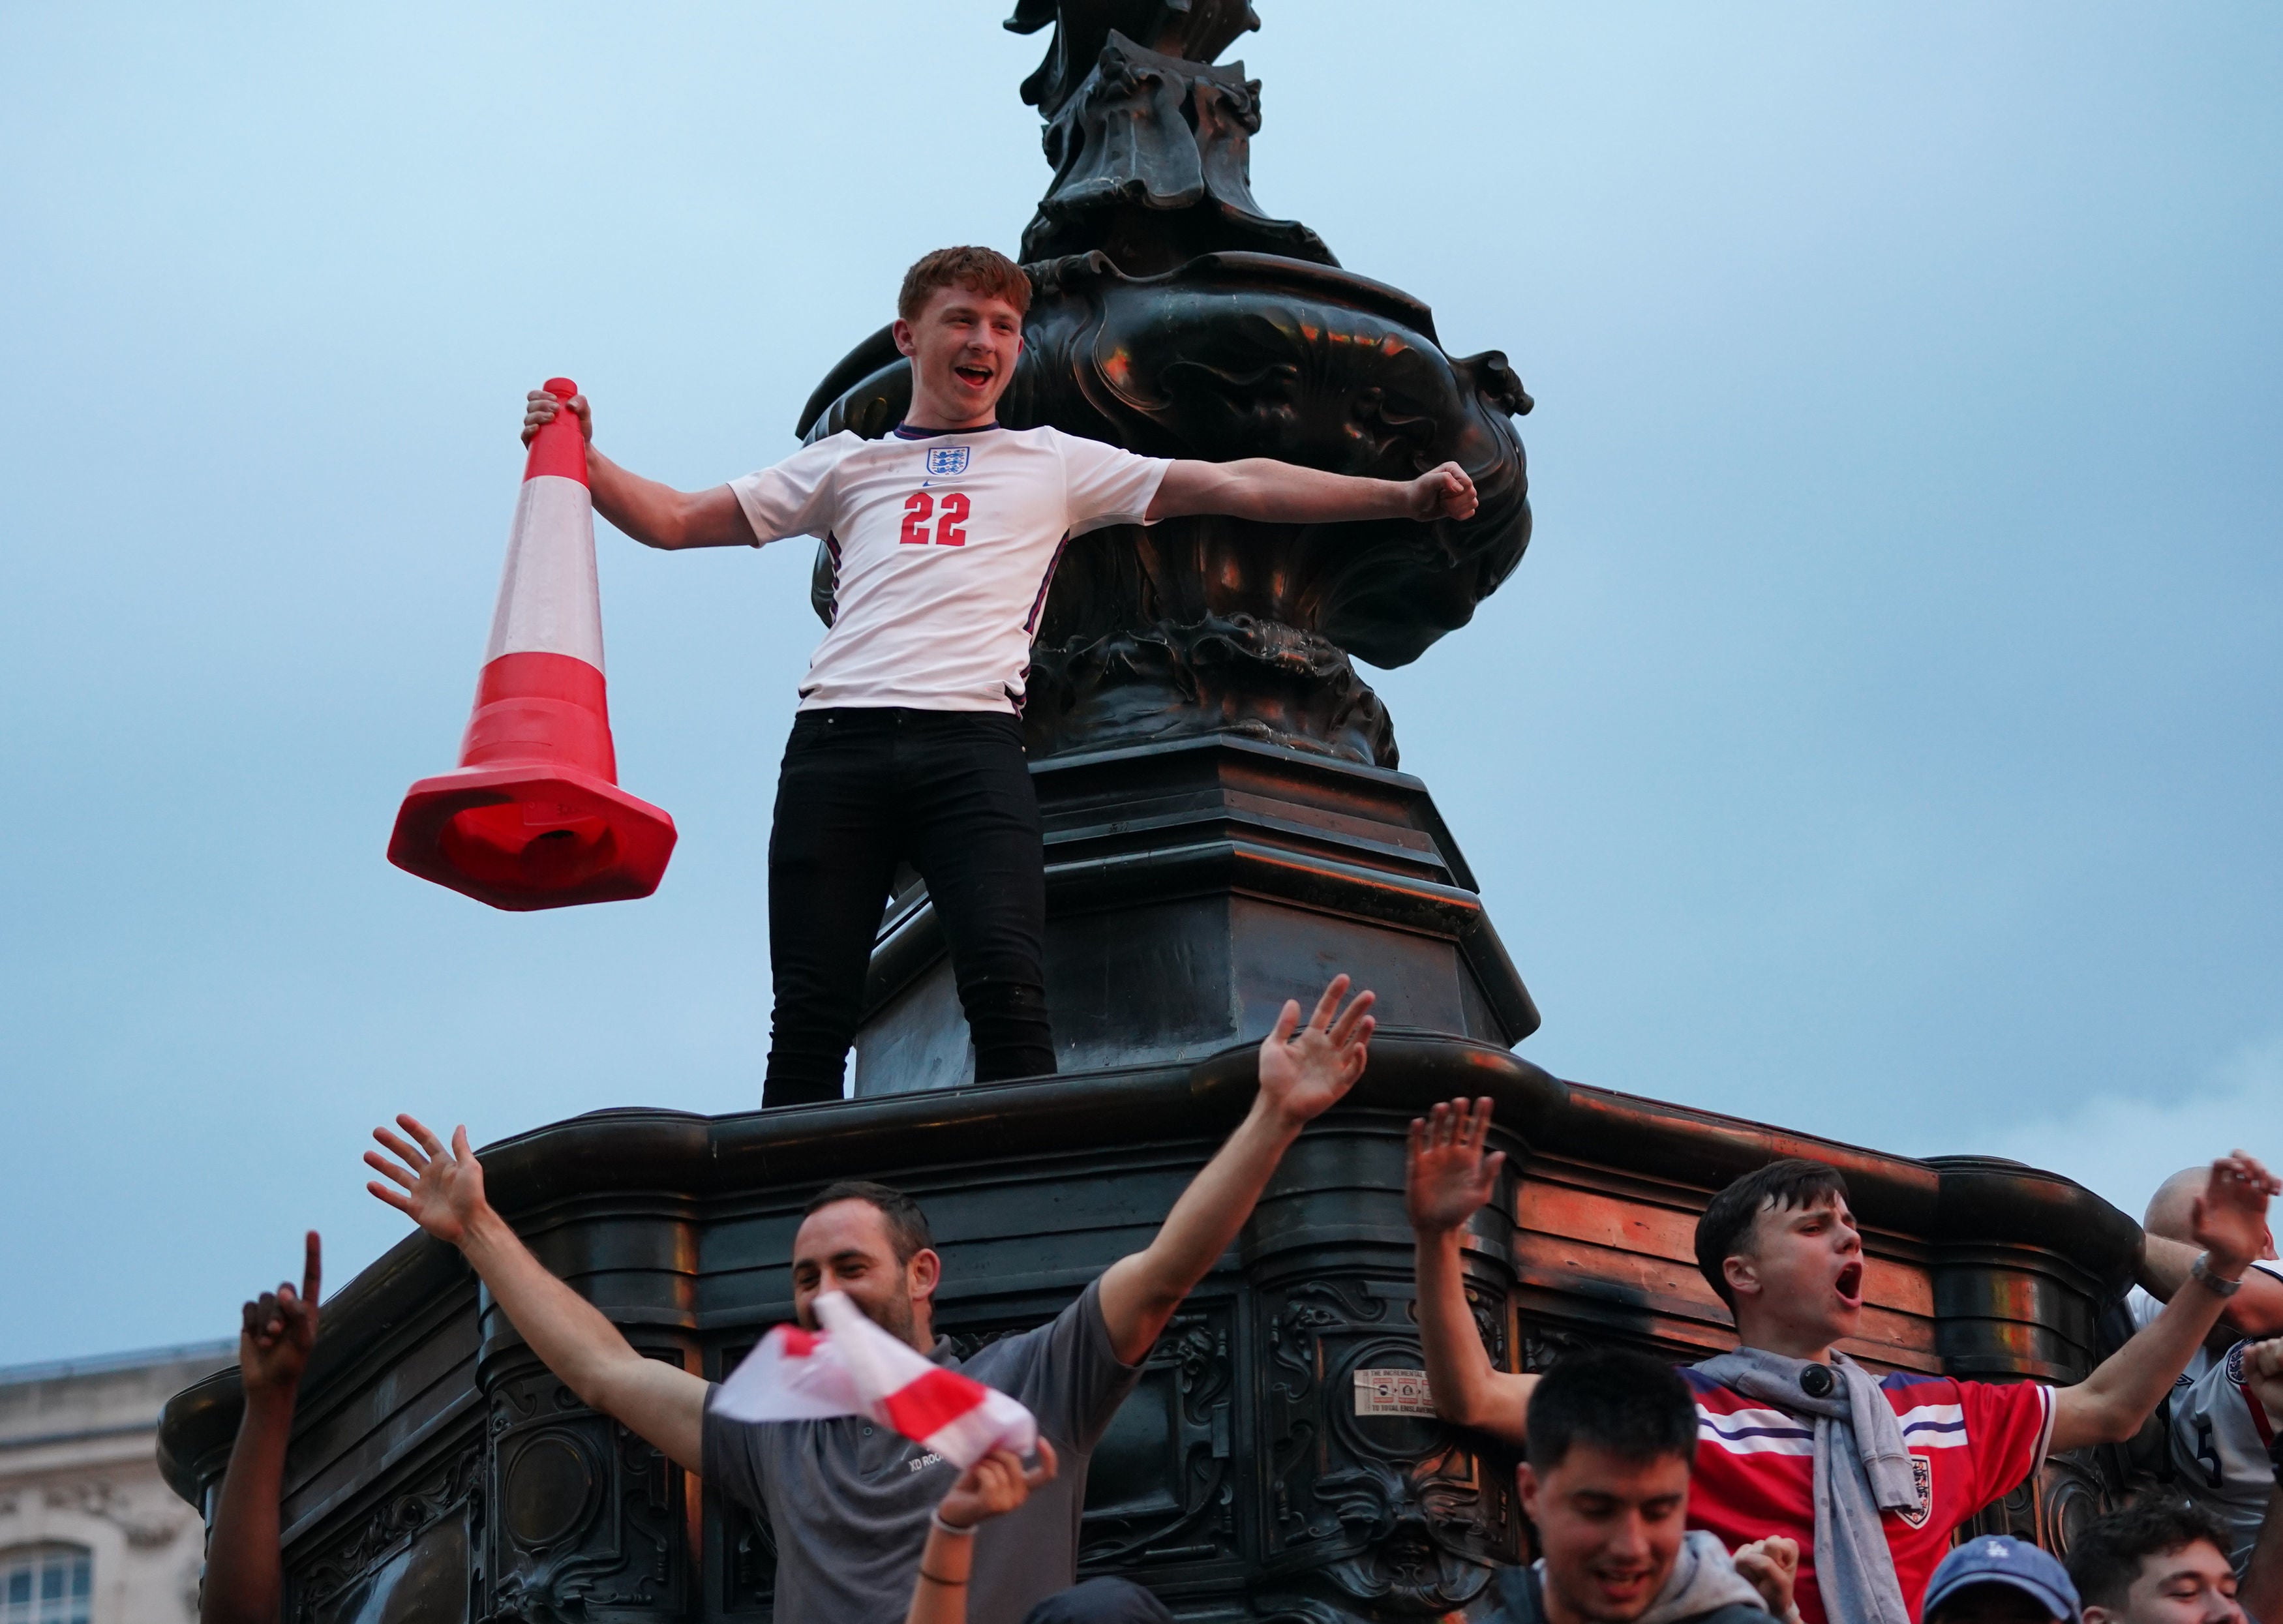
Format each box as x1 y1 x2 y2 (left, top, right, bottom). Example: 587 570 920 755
1406 1096 1505 1233
1256 975 1376 1129
2192 1150 2282 1270
365 1115 491 1247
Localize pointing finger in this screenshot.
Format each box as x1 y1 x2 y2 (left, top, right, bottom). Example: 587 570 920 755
303 1231 322 1305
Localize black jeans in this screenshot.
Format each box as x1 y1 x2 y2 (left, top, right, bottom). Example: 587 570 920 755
763 708 1054 1106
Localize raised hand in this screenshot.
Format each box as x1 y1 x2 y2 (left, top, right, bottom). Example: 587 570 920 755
240 1231 322 1397
521 387 593 447
936 1438 1059 1531
1734 1536 1802 1624
2192 1152 2280 1272
365 1115 492 1248
1406 461 1479 522
1256 975 1376 1131
1406 1096 1505 1235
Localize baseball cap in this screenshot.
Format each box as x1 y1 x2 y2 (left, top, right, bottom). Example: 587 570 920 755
1924 1535 2081 1623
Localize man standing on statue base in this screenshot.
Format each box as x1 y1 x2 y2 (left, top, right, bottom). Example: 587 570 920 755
522 246 1477 1106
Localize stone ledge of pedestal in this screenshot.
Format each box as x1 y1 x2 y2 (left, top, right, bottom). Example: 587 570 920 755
155 1035 2145 1622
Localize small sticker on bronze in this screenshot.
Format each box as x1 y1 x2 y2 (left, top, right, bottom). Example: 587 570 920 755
1353 1368 1436 1417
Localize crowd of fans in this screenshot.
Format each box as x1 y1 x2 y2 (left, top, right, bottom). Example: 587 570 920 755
192 975 2283 1624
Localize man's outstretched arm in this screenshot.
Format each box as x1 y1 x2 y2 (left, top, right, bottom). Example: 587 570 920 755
1148 458 1479 526
1095 976 1376 1366
2138 1234 2283 1340
202 1233 320 1624
1408 1096 1535 1441
522 389 755 550
2051 1153 2280 1451
366 1116 708 1471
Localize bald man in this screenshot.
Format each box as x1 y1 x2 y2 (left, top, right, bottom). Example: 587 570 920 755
2136 1165 2283 1348
2129 1162 2283 1571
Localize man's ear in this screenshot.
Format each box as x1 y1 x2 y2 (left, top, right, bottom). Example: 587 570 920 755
907 1246 941 1302
891 318 916 359
1723 1252 1761 1302
1517 1461 1542 1524
2082 1606 2117 1624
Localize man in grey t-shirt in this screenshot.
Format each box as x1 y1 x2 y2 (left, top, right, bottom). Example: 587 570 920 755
365 975 1379 1624
705 1229 1134 1622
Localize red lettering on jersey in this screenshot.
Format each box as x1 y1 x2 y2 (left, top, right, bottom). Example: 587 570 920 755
937 492 969 547
901 490 935 545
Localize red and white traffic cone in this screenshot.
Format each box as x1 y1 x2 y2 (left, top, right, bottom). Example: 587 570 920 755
387 378 676 910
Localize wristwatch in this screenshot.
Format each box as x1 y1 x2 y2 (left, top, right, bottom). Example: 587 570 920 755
2190 1252 2245 1297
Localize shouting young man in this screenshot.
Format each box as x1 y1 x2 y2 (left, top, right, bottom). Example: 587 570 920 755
367 976 1374 1624
1403 1097 2280 1624
522 246 1477 1106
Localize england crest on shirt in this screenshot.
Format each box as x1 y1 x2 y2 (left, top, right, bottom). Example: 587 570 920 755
926 445 971 476
1895 1455 1935 1528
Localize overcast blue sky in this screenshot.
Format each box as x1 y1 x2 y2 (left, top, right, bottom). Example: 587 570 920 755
2 4 2276 1366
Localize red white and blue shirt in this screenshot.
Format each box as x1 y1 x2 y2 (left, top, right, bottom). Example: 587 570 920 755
730 424 1169 714
1682 1367 2055 1624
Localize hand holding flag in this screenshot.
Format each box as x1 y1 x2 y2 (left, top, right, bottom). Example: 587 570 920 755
714 1291 1038 1469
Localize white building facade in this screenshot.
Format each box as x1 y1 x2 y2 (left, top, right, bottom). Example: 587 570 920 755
0 1345 233 1624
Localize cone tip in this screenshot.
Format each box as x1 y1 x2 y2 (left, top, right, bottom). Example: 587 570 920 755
543 377 578 400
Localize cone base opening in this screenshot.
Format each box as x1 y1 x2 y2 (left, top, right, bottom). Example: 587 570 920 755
389 764 676 911
440 801 621 891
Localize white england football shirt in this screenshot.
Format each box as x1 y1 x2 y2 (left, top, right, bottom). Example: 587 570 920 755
2127 1259 2283 1569
729 423 1170 714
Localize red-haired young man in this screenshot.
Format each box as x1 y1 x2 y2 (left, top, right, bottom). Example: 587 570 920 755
522 245 1476 1106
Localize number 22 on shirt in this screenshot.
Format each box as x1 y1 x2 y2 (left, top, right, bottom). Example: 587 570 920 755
901 491 970 547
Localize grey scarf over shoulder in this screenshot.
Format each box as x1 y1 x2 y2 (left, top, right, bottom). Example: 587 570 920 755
1694 1347 1918 1624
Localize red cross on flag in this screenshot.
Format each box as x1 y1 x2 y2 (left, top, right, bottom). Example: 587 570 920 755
712 1291 1038 1469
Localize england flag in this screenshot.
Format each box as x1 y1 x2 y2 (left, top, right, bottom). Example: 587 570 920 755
712 1291 1038 1469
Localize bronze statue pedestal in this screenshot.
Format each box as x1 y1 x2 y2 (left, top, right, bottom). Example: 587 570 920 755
159 11 2160 1620
854 734 1537 1095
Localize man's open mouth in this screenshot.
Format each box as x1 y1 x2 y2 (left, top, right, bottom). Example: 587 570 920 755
1835 1261 1864 1305
954 364 993 387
